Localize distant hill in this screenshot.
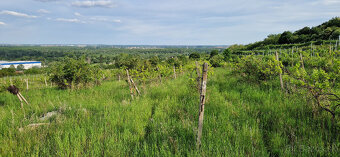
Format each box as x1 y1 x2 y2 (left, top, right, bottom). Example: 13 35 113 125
245 17 340 50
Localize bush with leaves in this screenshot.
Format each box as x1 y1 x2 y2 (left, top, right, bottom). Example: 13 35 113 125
209 54 224 67
48 57 102 89
285 61 340 120
236 55 282 83
0 68 16 77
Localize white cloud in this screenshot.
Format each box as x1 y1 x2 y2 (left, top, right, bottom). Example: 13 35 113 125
0 10 37 18
37 9 50 14
55 18 84 23
73 12 121 23
89 17 121 23
322 0 340 5
0 21 6 25
34 0 59 2
72 1 116 8
74 12 82 16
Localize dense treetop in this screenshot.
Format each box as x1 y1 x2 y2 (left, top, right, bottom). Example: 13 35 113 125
236 17 340 50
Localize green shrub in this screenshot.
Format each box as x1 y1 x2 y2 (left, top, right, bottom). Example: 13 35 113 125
236 55 282 82
48 57 102 89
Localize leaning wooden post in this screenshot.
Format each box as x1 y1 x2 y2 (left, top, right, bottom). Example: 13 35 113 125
126 69 134 100
7 85 29 108
173 66 177 79
196 62 208 149
130 77 141 96
195 61 201 92
275 52 284 91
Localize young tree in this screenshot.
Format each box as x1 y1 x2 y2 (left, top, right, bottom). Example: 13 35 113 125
209 50 219 59
48 57 102 89
16 64 25 71
222 49 232 61
189 52 200 60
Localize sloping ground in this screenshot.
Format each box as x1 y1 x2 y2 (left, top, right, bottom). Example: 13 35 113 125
0 68 339 156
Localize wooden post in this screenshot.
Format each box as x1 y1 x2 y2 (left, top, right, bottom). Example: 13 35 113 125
126 69 134 100
44 77 48 87
300 53 305 70
17 94 24 109
118 75 121 82
130 77 141 96
196 62 208 149
18 93 29 105
195 61 201 92
157 67 162 83
275 52 284 91
173 66 176 79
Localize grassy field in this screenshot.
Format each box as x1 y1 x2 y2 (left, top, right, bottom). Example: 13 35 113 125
0 68 339 156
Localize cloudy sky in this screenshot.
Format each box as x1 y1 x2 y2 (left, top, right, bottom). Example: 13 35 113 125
0 0 339 45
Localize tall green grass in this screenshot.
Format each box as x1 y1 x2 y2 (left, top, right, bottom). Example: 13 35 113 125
0 68 338 156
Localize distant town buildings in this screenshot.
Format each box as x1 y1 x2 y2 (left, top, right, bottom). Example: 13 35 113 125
0 61 41 70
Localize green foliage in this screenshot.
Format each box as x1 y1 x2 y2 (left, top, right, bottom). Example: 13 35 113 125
278 31 293 44
209 50 219 59
285 59 340 119
243 17 340 50
0 68 338 156
48 58 102 89
0 68 16 77
222 49 232 61
16 64 25 71
24 67 45 75
236 56 281 82
189 52 200 60
209 55 224 67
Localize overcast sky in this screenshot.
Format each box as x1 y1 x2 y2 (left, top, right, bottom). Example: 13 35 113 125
0 0 339 45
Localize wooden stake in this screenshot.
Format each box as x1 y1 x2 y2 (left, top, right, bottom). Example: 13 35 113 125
16 94 24 109
300 53 305 70
126 69 134 100
18 92 29 105
173 66 176 79
197 62 208 149
157 67 162 83
275 52 284 91
130 77 141 96
44 77 48 87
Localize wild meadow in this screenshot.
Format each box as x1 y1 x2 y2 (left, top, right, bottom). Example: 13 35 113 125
0 64 339 156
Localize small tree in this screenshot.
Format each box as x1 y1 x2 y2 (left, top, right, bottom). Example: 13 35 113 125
222 49 232 61
209 55 224 67
189 52 200 60
48 57 102 89
209 50 219 59
16 64 25 71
